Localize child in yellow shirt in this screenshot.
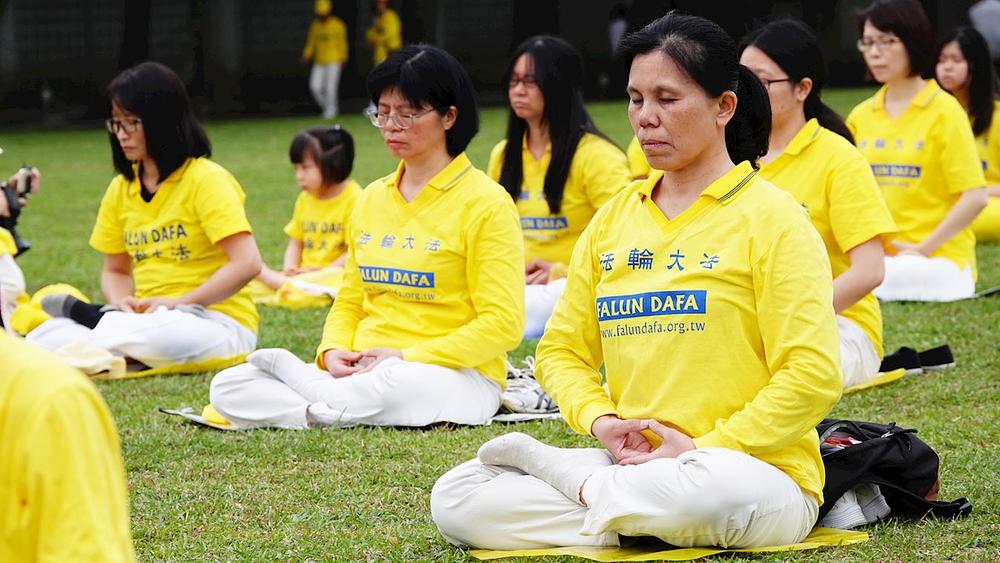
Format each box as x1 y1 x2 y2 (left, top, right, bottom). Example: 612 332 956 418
303 0 348 118
848 0 987 302
935 27 1000 242
432 14 840 551
210 45 524 430
253 126 361 308
489 36 629 338
27 62 261 371
742 20 896 389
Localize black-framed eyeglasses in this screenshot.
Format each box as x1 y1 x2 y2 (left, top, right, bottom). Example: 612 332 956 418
508 75 538 89
760 77 793 88
365 107 437 129
105 118 142 135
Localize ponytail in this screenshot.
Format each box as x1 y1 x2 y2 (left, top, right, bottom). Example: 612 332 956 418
804 95 854 144
727 65 771 168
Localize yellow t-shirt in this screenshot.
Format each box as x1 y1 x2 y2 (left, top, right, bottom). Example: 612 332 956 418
972 101 1000 241
316 153 525 385
89 157 259 332
759 119 897 357
302 16 348 65
365 9 402 64
536 162 842 504
0 227 16 256
283 180 361 270
0 333 135 562
846 80 986 277
626 136 652 180
487 133 629 265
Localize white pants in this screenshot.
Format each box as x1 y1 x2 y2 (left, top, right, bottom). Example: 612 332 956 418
524 278 567 339
874 255 975 302
431 447 818 551
309 62 342 118
209 355 502 429
837 315 881 389
0 254 25 322
25 306 256 368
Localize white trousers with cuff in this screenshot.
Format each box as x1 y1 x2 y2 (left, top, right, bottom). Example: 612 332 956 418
309 62 342 118
25 305 256 368
431 446 818 551
837 315 882 389
524 278 567 339
874 255 975 302
209 355 502 430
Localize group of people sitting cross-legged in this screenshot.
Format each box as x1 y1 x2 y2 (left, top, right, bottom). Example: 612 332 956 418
6 0 997 558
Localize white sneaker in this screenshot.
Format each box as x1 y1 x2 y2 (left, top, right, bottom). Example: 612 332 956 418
501 357 559 414
818 488 868 530
856 483 891 523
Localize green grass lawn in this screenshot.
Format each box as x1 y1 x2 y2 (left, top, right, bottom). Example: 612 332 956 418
2 88 998 561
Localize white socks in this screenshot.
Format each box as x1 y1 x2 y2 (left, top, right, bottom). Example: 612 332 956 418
477 432 612 504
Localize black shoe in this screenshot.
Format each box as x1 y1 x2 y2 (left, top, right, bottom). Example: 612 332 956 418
880 346 922 375
918 344 955 371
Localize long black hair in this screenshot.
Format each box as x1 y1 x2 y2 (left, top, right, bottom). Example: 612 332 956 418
107 61 211 182
498 35 611 214
620 12 771 167
857 0 934 78
742 20 854 144
936 26 999 137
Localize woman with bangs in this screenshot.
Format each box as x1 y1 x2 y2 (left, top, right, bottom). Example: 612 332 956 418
935 26 1000 242
848 0 988 301
209 45 525 430
488 35 630 339
26 61 261 371
740 20 896 388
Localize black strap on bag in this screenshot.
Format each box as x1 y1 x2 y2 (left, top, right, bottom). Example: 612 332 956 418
816 419 972 521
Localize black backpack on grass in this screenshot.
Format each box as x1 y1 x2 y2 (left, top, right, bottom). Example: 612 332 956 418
816 419 973 520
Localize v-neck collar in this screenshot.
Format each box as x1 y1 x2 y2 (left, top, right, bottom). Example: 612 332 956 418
636 161 758 234
382 152 474 217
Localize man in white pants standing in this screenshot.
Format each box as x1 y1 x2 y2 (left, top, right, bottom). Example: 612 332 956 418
303 0 348 119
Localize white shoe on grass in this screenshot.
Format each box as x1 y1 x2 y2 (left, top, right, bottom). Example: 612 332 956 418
501 357 559 414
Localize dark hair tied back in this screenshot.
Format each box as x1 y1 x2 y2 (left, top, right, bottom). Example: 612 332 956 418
619 12 770 167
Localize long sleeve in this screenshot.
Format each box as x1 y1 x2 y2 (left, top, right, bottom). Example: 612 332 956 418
694 219 842 454
535 219 618 435
316 222 365 366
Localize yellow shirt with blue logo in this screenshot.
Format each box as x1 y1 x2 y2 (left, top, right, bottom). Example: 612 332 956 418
971 101 1000 241
89 157 259 333
487 133 629 266
302 16 349 65
536 162 842 503
626 136 652 180
283 180 361 270
760 119 896 357
0 333 135 563
316 153 525 385
846 80 986 276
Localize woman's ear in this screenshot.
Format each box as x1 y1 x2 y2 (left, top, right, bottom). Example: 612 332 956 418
442 106 458 131
795 77 814 103
716 90 738 127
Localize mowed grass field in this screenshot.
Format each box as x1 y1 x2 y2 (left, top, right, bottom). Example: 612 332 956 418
2 88 998 561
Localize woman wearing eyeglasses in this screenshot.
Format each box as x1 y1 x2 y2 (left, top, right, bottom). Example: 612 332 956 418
208 44 524 429
488 35 630 338
740 20 896 388
847 0 988 302
25 61 261 371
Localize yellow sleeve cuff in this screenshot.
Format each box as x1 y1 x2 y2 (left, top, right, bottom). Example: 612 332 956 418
693 427 740 452
578 401 620 437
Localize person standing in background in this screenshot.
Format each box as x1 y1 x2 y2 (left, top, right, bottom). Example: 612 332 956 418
303 0 348 119
366 0 402 65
